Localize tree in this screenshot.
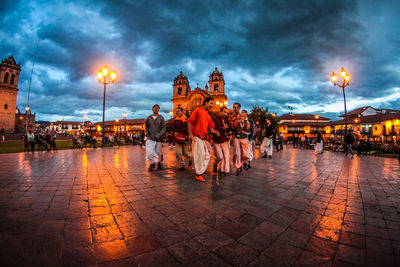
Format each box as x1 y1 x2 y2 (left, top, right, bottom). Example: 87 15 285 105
249 106 280 142
249 106 279 128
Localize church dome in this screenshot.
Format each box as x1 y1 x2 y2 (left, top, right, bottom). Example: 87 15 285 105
212 67 222 75
174 71 189 85
1 55 21 70
175 71 187 80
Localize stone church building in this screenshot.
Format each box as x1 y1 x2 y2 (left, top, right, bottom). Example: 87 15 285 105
171 67 228 117
0 55 35 132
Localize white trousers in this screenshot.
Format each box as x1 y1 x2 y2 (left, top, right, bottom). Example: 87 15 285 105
231 136 251 169
192 137 212 175
146 140 161 164
249 141 254 161
315 141 323 153
213 142 230 173
261 137 273 156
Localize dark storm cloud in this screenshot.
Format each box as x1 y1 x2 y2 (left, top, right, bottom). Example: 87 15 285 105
0 0 399 122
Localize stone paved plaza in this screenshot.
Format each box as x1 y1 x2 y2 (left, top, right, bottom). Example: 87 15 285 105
0 145 399 266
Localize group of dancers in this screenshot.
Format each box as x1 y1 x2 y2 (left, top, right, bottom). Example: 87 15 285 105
144 97 276 182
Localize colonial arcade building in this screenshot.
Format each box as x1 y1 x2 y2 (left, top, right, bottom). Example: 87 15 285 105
171 68 228 116
278 114 332 139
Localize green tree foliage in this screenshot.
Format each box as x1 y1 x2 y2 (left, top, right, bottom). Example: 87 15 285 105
248 106 280 128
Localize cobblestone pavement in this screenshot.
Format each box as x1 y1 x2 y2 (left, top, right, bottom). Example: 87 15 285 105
0 145 399 266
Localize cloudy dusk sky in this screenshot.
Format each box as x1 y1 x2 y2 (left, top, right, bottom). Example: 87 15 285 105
0 0 399 122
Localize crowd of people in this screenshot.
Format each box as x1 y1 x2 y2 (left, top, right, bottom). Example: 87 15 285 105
145 98 282 182
22 129 58 152
71 132 146 149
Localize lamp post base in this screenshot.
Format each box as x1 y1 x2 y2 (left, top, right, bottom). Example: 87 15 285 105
102 130 106 147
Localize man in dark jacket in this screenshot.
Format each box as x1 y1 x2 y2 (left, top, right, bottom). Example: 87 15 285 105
261 119 275 159
315 129 323 154
345 130 355 158
212 107 230 175
172 107 192 170
145 104 166 171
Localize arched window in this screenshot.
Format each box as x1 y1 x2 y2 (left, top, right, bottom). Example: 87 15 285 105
4 72 9 83
214 85 219 92
4 104 8 110
10 74 15 85
178 87 182 95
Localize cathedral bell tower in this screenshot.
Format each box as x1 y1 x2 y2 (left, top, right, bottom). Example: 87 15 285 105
0 55 21 131
208 67 225 96
173 71 191 98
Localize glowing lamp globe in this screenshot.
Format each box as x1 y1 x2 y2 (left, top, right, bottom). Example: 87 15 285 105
110 71 117 80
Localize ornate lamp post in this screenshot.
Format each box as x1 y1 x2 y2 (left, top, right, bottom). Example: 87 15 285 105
25 106 30 133
83 115 88 132
315 114 319 133
331 67 350 136
97 66 117 147
354 118 360 132
169 111 173 118
123 112 127 120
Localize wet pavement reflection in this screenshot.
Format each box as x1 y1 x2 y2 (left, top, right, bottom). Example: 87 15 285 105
0 145 399 266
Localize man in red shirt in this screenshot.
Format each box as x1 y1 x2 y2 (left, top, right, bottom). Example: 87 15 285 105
212 106 230 176
187 97 220 182
229 102 251 176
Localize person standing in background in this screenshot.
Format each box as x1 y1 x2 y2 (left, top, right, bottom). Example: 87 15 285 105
261 119 275 159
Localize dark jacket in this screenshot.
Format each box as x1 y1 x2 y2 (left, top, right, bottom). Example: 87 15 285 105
212 116 228 143
264 124 275 139
345 133 355 144
172 119 189 135
247 119 255 142
145 115 166 142
316 132 323 142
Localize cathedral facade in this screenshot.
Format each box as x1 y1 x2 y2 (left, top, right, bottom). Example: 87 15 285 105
171 67 228 117
0 55 21 131
0 55 35 133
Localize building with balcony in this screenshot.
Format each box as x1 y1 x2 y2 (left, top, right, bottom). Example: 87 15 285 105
87 119 146 136
331 106 400 143
278 113 332 139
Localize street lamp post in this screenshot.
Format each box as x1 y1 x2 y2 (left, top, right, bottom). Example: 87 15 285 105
169 111 173 119
25 106 30 133
83 115 88 132
97 66 117 147
331 68 350 137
